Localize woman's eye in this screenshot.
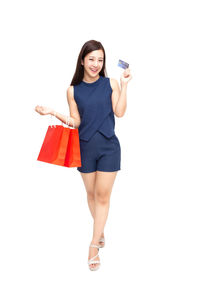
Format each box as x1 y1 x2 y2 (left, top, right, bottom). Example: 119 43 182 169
89 59 103 62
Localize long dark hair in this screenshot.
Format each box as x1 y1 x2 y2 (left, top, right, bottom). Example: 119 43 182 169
70 40 108 86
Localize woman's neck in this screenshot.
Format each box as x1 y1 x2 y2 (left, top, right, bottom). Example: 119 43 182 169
82 73 100 83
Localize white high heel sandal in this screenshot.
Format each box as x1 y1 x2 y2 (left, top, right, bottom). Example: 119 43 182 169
88 244 101 271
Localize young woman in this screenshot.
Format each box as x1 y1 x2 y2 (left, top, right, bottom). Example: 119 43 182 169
35 40 132 271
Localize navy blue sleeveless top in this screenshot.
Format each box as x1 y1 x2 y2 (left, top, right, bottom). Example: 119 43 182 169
74 75 115 142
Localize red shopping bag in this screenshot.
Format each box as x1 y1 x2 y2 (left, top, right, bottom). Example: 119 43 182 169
37 116 82 168
64 127 82 167
51 126 70 166
37 124 65 164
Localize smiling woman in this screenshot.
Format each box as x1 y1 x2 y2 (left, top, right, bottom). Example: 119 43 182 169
34 39 132 271
81 50 104 80
87 55 104 75
70 40 108 85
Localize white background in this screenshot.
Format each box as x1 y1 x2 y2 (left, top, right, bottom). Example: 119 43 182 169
0 0 200 299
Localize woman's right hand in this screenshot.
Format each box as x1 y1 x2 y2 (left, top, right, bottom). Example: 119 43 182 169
35 105 53 116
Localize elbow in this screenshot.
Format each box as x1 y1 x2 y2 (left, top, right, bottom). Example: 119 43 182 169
75 119 81 129
114 107 126 118
115 111 125 118
74 120 81 129
68 116 81 129
117 113 124 118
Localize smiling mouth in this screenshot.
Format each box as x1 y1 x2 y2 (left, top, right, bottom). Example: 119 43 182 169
90 68 98 73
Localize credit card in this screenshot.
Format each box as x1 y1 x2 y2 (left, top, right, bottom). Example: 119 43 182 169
118 59 129 69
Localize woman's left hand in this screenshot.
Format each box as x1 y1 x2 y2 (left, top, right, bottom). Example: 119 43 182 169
120 68 132 85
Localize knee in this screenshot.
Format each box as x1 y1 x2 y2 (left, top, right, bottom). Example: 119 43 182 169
95 189 110 204
87 190 95 201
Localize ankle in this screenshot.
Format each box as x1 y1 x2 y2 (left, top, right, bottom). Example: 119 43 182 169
91 238 100 245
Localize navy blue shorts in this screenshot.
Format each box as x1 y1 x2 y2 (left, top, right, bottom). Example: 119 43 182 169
77 131 121 173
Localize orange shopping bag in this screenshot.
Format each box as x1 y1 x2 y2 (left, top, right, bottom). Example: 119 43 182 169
64 118 82 167
51 125 70 166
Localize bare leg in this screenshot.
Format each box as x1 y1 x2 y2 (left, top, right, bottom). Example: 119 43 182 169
89 171 118 268
80 171 105 244
80 171 96 219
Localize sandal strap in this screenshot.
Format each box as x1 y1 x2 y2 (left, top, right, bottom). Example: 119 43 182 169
88 260 101 265
90 244 100 249
99 238 105 242
88 253 99 261
88 244 100 266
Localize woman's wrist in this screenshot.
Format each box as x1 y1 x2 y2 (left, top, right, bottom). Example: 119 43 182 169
50 110 56 117
120 82 128 89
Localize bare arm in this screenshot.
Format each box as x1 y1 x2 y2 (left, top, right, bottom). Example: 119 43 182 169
110 78 127 117
65 85 81 128
110 68 132 118
34 86 81 128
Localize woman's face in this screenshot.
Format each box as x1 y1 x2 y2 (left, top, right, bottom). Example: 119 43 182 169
81 49 104 78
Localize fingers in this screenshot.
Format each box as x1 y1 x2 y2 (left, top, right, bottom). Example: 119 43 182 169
35 106 40 112
35 105 44 114
124 68 131 75
122 68 131 79
35 105 39 112
121 67 132 81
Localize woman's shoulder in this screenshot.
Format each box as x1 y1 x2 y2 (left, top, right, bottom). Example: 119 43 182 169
66 85 75 101
67 85 74 90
